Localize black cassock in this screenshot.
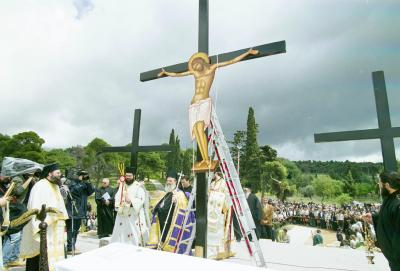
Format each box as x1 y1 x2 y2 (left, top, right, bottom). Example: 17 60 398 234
373 190 400 271
247 193 262 239
153 192 175 243
95 187 116 238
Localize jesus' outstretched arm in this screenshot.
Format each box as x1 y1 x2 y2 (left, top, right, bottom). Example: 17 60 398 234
212 48 259 69
158 68 192 77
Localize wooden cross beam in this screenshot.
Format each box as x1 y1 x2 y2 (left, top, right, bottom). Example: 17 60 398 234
101 109 173 174
139 0 286 258
140 41 286 82
315 71 399 172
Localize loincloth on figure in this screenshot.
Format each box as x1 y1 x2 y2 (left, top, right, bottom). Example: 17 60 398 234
188 98 212 140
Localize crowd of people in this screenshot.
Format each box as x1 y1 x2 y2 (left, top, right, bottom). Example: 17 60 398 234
256 198 380 247
0 156 399 271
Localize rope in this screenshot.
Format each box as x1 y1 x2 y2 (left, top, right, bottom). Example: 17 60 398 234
192 141 196 176
213 54 220 112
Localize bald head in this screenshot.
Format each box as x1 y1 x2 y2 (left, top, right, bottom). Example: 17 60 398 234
102 178 110 188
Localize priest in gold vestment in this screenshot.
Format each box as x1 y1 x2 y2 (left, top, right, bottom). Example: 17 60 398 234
207 171 233 260
20 163 68 271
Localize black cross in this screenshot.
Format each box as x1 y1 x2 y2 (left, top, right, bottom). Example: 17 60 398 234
140 0 286 257
315 71 399 172
101 109 173 175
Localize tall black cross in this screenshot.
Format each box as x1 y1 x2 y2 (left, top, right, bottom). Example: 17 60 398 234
101 109 173 175
315 71 399 172
140 0 286 257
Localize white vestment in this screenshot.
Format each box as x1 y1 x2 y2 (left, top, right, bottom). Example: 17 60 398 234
20 179 68 271
189 98 212 140
110 181 150 246
207 177 233 259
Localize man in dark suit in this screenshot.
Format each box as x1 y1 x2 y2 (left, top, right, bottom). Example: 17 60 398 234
244 183 262 239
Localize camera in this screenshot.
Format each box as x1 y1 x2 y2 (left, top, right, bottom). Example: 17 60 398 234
82 174 90 181
65 168 90 181
78 170 90 181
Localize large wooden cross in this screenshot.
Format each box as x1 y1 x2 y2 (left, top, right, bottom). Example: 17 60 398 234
315 71 399 172
101 109 173 175
140 0 286 257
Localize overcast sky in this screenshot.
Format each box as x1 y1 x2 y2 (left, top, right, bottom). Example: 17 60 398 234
0 0 399 162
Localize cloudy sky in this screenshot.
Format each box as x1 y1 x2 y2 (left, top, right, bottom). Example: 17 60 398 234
1 0 399 162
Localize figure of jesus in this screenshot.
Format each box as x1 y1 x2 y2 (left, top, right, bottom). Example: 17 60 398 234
158 48 259 171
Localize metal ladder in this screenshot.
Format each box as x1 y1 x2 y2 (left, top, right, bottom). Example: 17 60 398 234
208 108 267 268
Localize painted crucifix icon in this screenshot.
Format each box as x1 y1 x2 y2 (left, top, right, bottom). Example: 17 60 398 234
158 49 259 172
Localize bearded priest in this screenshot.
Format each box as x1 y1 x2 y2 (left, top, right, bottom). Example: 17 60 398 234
20 163 68 271
147 170 195 254
110 167 150 247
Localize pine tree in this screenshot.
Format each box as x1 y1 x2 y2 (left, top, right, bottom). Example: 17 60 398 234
175 135 182 171
344 170 356 197
181 148 194 176
166 129 176 171
243 107 261 191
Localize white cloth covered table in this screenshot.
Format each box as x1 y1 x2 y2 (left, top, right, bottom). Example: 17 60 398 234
54 242 268 271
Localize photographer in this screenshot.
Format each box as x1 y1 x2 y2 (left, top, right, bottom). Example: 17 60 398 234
65 170 94 254
3 173 34 267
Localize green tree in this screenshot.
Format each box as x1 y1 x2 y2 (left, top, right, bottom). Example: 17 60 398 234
228 130 246 174
299 185 315 199
260 145 277 162
294 174 314 189
335 193 353 205
312 175 343 200
354 183 373 197
260 160 287 198
279 180 297 202
137 152 165 180
280 159 302 182
4 131 46 163
181 148 194 176
175 135 182 171
44 149 76 171
83 138 121 187
0 133 11 160
67 146 86 168
343 170 356 197
166 129 179 172
243 107 261 190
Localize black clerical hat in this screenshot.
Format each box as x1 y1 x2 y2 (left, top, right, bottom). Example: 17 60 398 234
125 167 135 175
41 163 60 178
78 170 89 176
166 170 178 180
244 182 254 190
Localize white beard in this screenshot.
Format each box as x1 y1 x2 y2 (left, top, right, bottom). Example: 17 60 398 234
164 183 176 193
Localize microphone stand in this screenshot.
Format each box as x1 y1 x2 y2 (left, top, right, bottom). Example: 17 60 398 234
64 182 79 257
